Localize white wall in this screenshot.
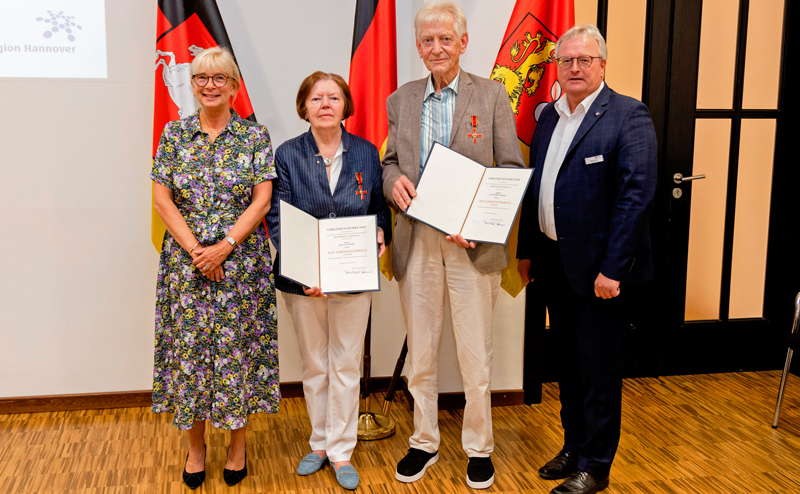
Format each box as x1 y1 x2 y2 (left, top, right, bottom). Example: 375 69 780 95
0 0 523 398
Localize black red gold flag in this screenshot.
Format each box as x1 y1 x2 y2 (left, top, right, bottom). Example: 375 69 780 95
346 0 397 279
151 0 257 251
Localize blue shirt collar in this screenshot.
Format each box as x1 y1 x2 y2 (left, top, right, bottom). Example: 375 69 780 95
423 70 460 101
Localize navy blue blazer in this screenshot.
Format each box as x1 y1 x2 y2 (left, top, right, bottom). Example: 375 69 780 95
266 125 392 295
517 85 658 296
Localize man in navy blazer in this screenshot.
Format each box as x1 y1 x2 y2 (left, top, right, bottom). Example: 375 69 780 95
516 25 657 494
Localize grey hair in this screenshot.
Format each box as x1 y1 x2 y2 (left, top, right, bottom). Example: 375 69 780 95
555 25 608 60
414 0 467 40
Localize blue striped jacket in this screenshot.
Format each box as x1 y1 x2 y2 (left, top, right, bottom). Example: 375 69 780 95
266 125 392 295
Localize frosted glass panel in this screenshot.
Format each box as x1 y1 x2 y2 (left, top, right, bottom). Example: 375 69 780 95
742 0 784 109
685 119 731 321
696 0 739 109
729 120 776 318
574 0 598 27
605 0 646 100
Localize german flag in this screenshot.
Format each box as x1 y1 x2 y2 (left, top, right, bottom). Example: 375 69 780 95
491 0 574 296
151 0 257 252
346 0 397 279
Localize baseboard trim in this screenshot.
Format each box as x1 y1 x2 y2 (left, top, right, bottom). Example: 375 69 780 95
0 378 523 414
0 390 154 414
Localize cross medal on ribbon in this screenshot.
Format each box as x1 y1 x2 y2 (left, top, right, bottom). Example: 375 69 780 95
355 172 367 200
468 115 482 143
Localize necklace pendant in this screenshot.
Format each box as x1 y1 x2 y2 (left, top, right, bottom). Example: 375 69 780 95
323 157 332 167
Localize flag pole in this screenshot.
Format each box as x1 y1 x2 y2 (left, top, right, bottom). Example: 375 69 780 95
348 0 398 441
357 304 396 440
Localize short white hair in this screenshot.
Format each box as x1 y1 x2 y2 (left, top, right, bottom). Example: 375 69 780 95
555 25 608 60
414 0 467 40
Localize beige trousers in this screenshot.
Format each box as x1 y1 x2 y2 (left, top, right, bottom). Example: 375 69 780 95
283 292 371 462
399 224 501 457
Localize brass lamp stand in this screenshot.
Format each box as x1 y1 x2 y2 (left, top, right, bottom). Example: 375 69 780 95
357 303 399 440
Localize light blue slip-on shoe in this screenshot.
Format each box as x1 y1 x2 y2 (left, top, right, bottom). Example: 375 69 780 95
333 463 360 490
296 453 329 476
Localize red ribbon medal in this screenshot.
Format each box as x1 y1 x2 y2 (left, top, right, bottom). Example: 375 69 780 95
356 172 367 200
468 115 482 143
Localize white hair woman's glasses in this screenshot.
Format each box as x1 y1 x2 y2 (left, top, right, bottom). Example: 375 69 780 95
193 74 230 88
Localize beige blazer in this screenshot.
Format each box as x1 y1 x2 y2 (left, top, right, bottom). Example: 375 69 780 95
382 70 525 281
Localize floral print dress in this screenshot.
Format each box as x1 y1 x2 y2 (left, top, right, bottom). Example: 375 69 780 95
150 110 280 430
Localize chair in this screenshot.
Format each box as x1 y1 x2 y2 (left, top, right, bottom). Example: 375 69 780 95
772 292 800 428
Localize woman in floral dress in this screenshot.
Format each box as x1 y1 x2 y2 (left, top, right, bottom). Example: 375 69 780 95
150 47 279 490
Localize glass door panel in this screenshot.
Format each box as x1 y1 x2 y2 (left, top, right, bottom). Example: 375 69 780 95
684 119 731 321
729 119 777 318
696 0 739 109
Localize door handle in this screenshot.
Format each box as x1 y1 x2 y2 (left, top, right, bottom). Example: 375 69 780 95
673 173 706 184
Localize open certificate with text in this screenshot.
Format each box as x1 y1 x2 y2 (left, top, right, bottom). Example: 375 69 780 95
278 201 380 293
405 143 533 245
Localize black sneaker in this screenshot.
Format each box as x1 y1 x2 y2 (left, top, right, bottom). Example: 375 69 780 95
395 448 439 482
466 456 495 489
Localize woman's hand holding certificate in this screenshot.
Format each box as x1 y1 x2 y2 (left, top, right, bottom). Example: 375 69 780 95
279 201 381 294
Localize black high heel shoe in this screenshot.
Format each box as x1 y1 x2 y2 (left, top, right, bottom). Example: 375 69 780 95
223 444 248 486
182 445 206 490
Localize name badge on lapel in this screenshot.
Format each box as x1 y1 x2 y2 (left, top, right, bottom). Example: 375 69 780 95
584 155 604 165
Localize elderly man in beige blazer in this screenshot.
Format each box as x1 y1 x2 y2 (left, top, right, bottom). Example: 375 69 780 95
382 1 524 489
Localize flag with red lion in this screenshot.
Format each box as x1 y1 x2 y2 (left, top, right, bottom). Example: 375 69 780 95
491 0 574 296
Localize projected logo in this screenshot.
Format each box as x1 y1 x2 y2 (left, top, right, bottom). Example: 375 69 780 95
0 0 107 79
36 10 82 42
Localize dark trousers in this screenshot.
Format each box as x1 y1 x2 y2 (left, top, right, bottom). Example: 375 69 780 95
539 238 625 477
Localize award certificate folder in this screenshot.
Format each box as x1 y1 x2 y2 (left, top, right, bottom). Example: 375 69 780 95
279 200 380 293
405 142 533 245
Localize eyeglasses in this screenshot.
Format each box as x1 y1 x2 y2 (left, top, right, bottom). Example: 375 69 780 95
192 74 230 88
555 56 603 70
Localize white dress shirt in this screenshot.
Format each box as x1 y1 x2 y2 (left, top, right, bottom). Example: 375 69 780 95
539 81 605 240
327 142 344 194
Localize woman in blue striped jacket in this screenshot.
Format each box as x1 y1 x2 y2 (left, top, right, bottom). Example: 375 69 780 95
265 71 391 490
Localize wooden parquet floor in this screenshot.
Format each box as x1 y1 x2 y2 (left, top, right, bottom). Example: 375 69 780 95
2 371 800 493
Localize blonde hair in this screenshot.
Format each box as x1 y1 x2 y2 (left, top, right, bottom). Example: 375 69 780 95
556 25 608 60
190 46 241 87
414 0 467 40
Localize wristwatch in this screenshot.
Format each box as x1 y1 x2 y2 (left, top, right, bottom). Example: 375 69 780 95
224 235 237 247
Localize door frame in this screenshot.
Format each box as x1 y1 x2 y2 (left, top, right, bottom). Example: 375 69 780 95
644 0 798 375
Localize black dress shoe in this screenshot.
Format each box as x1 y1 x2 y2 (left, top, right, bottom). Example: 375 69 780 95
223 444 248 486
538 450 578 479
182 445 206 490
550 471 609 494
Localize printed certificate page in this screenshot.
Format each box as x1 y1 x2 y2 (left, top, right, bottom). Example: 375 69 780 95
318 215 380 293
279 201 322 288
406 143 485 235
461 167 534 244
